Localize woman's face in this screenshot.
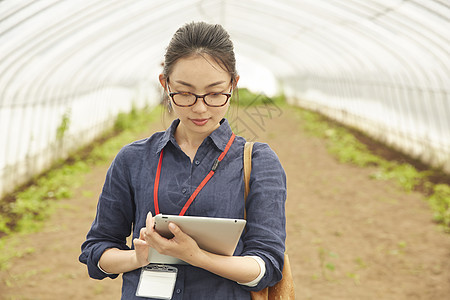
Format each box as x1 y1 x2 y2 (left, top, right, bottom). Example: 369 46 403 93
160 54 237 138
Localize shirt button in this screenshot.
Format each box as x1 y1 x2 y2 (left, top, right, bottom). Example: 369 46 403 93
194 160 200 165
182 188 187 194
176 289 181 294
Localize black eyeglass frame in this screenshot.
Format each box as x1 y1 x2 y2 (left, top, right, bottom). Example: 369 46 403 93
166 80 233 107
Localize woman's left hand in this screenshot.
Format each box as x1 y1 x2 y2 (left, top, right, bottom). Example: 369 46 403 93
139 212 262 283
141 212 203 264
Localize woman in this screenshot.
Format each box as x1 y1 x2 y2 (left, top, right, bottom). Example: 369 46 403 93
80 21 286 299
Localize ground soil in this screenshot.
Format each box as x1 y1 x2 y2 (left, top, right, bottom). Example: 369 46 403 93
1 107 449 299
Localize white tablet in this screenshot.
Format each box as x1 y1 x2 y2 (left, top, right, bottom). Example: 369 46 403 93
148 214 246 265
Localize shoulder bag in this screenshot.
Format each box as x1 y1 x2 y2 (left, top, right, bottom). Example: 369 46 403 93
244 142 295 300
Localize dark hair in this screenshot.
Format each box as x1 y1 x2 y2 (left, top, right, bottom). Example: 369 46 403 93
162 22 238 83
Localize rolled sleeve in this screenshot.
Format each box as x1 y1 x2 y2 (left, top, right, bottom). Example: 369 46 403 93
79 148 135 280
238 256 266 287
79 242 126 279
79 119 288 298
240 142 287 291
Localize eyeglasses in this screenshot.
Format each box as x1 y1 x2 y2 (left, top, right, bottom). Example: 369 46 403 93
167 82 232 107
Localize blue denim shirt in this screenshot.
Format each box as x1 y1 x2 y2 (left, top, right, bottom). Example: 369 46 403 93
79 118 286 299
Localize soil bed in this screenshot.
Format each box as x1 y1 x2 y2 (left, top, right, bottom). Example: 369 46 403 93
1 107 449 299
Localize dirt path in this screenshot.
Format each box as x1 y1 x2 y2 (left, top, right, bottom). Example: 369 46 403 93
1 107 449 299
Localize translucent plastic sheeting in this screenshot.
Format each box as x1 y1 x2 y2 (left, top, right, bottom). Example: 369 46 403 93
0 0 449 198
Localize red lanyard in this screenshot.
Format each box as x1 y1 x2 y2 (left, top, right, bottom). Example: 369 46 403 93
154 133 236 216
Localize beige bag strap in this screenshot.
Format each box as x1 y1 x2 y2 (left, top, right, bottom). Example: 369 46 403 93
243 142 254 219
244 141 295 299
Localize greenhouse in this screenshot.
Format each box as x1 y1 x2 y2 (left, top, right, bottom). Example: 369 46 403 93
0 1 449 299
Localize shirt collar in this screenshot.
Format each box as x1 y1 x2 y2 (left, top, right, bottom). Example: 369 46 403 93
156 118 233 153
209 119 233 151
156 119 179 154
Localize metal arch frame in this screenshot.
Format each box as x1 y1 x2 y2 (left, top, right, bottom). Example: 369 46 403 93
280 27 394 126
237 1 405 115
225 0 412 85
235 0 406 117
231 39 298 79
335 0 450 87
276 0 422 86
0 0 124 105
0 0 60 37
266 1 447 106
0 0 171 180
1 0 446 121
25 1 176 104
286 0 449 168
1 0 236 105
312 15 432 148
228 0 449 169
1 0 450 196
227 0 381 89
1 1 448 101
227 2 368 74
229 0 450 90
229 27 387 131
0 0 136 169
330 0 450 148
10 0 198 169
0 0 442 103
1 0 178 103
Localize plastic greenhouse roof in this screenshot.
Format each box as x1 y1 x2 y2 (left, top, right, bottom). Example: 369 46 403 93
0 0 449 104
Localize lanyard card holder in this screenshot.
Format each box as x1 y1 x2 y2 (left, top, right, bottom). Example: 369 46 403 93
136 264 178 299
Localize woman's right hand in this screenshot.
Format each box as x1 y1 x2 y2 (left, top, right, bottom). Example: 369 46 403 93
133 212 154 267
98 215 155 274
